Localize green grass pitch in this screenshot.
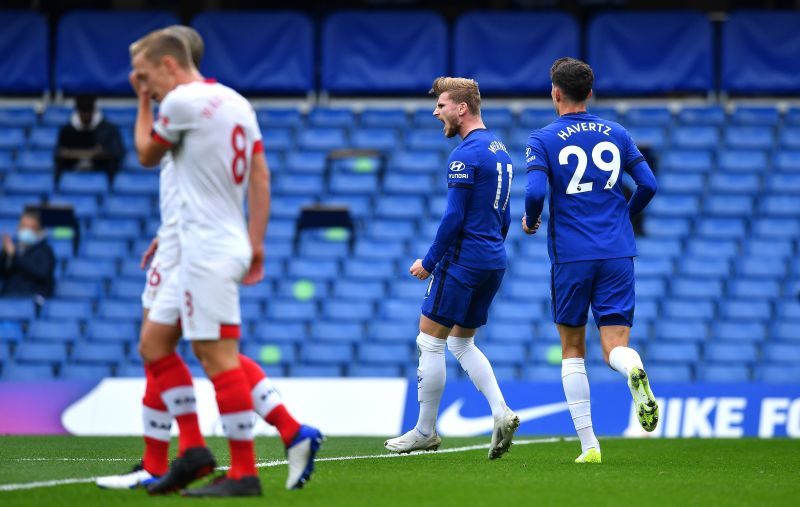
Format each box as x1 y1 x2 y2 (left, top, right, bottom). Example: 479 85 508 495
1 436 798 506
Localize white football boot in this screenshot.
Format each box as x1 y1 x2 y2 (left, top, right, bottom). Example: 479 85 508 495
488 407 520 460
384 428 442 454
96 463 160 489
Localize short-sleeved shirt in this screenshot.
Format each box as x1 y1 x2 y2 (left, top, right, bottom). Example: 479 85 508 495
526 112 645 264
438 128 513 270
152 80 263 254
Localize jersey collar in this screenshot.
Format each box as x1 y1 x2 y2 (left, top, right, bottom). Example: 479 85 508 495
463 127 488 141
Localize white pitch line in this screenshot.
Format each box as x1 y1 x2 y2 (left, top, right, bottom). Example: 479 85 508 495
0 437 571 492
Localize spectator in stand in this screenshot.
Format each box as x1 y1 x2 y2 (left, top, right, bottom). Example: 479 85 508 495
0 210 55 298
55 94 125 182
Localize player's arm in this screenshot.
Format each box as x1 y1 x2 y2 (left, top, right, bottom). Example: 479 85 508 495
242 150 270 285
626 160 657 216
501 199 511 240
129 72 169 167
419 185 472 275
523 134 548 233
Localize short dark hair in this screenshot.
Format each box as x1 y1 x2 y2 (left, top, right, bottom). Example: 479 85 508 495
550 57 594 103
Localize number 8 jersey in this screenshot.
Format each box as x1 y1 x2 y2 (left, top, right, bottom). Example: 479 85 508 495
525 111 645 264
152 80 263 254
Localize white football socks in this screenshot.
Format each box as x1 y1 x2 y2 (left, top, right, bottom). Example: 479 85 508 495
447 336 507 418
415 332 446 437
562 358 599 453
608 346 644 379
250 376 283 419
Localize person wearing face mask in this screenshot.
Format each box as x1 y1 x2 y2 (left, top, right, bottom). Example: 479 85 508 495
0 211 55 298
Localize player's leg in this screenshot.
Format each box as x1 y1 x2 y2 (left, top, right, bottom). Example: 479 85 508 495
552 261 600 463
593 258 658 432
449 267 518 459
385 265 457 453
239 354 322 490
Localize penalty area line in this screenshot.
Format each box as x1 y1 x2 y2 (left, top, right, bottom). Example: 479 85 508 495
0 437 571 492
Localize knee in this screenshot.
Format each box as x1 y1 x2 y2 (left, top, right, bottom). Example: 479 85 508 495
446 336 474 360
561 342 585 359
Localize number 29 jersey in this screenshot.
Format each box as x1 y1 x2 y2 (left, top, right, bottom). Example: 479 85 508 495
152 80 263 255
526 111 645 264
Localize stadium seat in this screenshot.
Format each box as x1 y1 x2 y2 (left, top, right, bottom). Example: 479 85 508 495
113 172 159 195
483 323 534 343
724 127 774 150
253 322 306 344
43 300 92 321
773 149 800 173
779 128 800 149
301 344 353 365
660 150 713 173
695 218 746 239
655 321 707 343
522 365 561 382
0 298 37 321
360 109 408 129
0 321 24 343
71 342 126 365
0 107 37 129
368 321 419 343
671 126 719 150
761 196 800 217
288 259 339 280
333 280 386 302
97 300 140 322
704 195 754 217
626 127 667 150
290 365 342 377
705 343 758 364
644 364 692 383
389 151 441 174
15 342 68 365
256 108 304 129
60 364 112 381
4 172 54 195
343 259 395 281
266 301 317 322
479 343 527 366
347 364 402 378
358 343 411 366
763 344 800 364
86 320 138 343
648 195 699 218
720 300 772 321
642 218 690 238
757 365 800 384
680 257 731 278
297 128 347 152
752 218 800 239
351 128 399 151
737 258 787 278
329 173 378 195
678 106 725 126
712 322 767 342
697 365 751 383
17 150 54 172
321 301 373 322
670 278 723 299
1 363 55 381
728 279 780 300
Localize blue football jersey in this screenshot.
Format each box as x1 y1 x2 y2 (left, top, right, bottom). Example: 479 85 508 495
526 112 645 264
425 128 513 271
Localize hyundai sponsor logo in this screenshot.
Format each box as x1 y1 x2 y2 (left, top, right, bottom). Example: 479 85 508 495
449 161 466 172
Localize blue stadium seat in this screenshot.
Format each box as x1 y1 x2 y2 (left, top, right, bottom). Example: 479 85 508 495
518 109 557 129
383 173 432 195
731 107 780 126
522 365 561 382
48 194 99 219
655 321 707 343
28 127 59 151
103 195 153 219
15 342 67 365
704 343 758 364
110 279 143 299
241 344 296 367
322 11 446 93
625 107 673 126
0 107 37 129
67 258 116 281
677 106 725 126
480 343 527 366
708 172 760 194
483 323 534 343
481 109 515 129
43 300 92 321
358 343 411 366
28 319 81 343
0 322 24 343
81 239 129 260
717 150 767 174
17 150 54 172
634 258 674 277
763 344 800 364
351 129 399 151
695 218 746 239
670 278 723 299
113 172 159 196
685 239 738 258
636 278 667 298
728 279 780 300
0 150 14 173
97 300 140 321
671 126 719 150
720 300 772 321
745 239 793 259
374 196 424 220
329 173 378 195
737 258 786 278
253 322 306 343
779 128 800 149
0 127 25 151
344 259 395 281
772 322 800 342
680 257 730 278
698 366 750 383
626 127 666 150
647 342 700 363
645 364 692 383
308 108 354 128
86 320 137 343
777 301 800 320
724 127 774 150
660 150 713 173
704 195 753 217
55 279 103 300
297 128 348 152
58 171 109 195
301 343 353 365
266 301 317 322
642 218 690 238
757 365 800 384
368 321 418 343
389 151 441 174
60 364 112 381
333 280 386 302
774 150 800 172
354 239 404 261
288 259 339 280
380 300 420 321
4 172 53 195
648 195 699 218
299 239 349 259
712 322 767 342
636 238 682 258
360 109 408 128
752 218 799 239
321 301 373 322
1 363 55 381
348 364 402 377
290 365 343 377
0 298 36 321
71 342 126 365
761 196 800 217
256 109 303 129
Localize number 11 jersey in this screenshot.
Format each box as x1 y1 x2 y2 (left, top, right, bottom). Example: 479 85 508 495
152 80 263 254
525 111 645 264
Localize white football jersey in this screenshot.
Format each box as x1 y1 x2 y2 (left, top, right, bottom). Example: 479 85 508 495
156 151 179 243
152 80 262 254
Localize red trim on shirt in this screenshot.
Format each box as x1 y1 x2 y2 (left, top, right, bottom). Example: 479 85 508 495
151 130 173 147
220 324 241 340
252 140 264 155
204 77 218 84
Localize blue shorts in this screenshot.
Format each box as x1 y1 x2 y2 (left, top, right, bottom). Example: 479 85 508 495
551 257 635 328
421 261 505 329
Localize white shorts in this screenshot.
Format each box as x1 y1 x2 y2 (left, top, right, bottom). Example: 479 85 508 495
141 235 180 310
148 251 250 340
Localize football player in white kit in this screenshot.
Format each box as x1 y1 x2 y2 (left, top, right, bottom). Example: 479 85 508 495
96 26 321 494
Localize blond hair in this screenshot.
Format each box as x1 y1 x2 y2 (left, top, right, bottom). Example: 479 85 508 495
162 25 204 69
429 77 481 116
129 30 193 69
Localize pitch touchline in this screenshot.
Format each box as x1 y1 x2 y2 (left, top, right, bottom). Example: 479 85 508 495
0 437 572 492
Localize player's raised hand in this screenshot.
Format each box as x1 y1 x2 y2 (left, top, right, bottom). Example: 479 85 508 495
522 214 542 235
128 70 150 102
410 259 431 281
243 243 265 285
140 236 159 270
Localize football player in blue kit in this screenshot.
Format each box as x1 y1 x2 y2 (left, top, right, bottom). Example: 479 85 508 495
385 77 519 459
522 58 659 464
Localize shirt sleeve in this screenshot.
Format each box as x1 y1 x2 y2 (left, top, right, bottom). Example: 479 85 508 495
525 132 549 174
152 90 196 147
623 129 646 170
246 105 264 155
422 186 472 273
446 147 477 189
